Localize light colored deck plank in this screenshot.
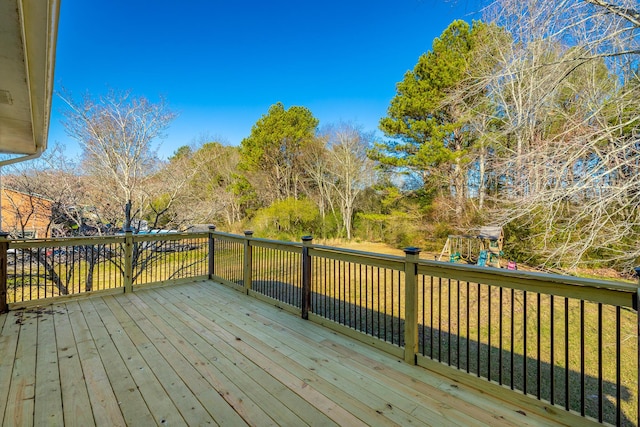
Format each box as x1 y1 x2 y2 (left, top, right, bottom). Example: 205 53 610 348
108 293 245 426
0 310 21 426
52 303 96 427
150 286 345 427
34 307 64 426
66 300 127 427
134 289 308 426
124 291 276 426
75 298 157 426
4 309 38 427
166 283 469 426
159 285 389 427
94 296 217 426
80 297 186 426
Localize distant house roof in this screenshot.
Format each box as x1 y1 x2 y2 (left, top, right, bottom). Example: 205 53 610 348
3 187 54 203
184 224 215 233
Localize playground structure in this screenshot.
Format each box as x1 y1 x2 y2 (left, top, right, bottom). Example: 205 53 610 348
439 226 505 268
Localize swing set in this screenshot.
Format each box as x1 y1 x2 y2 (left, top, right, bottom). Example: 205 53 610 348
439 226 509 268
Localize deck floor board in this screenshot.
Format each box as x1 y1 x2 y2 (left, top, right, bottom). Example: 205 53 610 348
0 281 559 426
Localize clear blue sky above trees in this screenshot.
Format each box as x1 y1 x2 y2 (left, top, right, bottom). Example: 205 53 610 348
49 0 480 159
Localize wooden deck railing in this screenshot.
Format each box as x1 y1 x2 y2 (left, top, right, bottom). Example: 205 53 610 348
0 230 208 309
1 228 638 426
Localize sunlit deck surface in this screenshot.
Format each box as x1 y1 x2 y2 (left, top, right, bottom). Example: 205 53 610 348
0 281 560 426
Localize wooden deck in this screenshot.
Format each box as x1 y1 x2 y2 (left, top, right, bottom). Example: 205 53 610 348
0 280 561 426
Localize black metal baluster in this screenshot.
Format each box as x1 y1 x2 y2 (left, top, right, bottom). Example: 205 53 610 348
477 282 481 377
457 279 461 368
597 303 603 423
565 297 569 411
448 278 452 365
580 300 585 417
499 287 503 385
438 276 442 361
397 270 402 346
524 291 528 394
421 275 426 356
537 292 541 399
431 275 434 360
488 284 492 380
466 281 470 373
615 306 621 426
550 295 555 405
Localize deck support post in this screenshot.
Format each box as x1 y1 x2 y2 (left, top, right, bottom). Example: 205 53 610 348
301 235 313 320
404 247 421 364
124 229 133 293
0 232 9 313
208 225 216 279
243 231 253 294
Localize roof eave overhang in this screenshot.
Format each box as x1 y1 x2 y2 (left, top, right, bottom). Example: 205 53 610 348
0 0 61 157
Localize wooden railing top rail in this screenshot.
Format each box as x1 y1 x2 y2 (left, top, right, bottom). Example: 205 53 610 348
211 231 303 252
9 236 125 248
211 231 244 240
130 232 207 243
6 232 211 249
418 260 639 309
309 245 405 271
248 238 302 252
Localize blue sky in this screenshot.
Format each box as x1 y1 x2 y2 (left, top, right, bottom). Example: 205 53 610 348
49 0 480 159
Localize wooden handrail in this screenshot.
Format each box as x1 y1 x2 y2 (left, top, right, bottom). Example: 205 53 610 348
417 260 638 309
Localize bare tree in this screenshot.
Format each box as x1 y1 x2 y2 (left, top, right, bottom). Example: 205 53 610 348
59 89 177 230
321 123 376 240
148 140 241 228
476 0 640 271
300 136 339 237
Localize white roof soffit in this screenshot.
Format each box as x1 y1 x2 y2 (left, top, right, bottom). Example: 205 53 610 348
0 0 60 156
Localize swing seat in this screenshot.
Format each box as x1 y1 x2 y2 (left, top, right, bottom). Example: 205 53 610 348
477 250 488 267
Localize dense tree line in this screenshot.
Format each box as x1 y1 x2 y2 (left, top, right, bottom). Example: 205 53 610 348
2 0 638 274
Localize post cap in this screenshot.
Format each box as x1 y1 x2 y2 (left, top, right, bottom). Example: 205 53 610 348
208 225 216 231
404 247 421 255
301 235 313 242
244 230 254 236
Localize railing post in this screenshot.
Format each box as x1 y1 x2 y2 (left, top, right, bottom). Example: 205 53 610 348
243 231 253 295
0 232 9 313
124 229 133 293
404 247 421 364
208 225 216 279
301 235 313 320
